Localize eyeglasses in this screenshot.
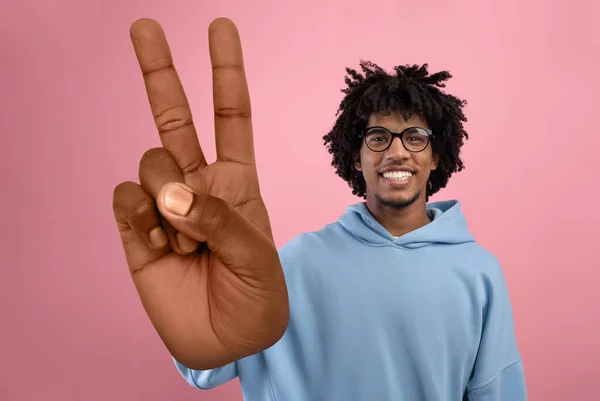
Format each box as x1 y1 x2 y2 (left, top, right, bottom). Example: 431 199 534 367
359 126 434 153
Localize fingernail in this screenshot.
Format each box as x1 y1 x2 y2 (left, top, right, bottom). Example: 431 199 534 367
149 227 168 248
177 232 198 253
164 183 193 216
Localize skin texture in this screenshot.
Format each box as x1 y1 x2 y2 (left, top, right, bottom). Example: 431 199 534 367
354 111 440 237
112 18 289 370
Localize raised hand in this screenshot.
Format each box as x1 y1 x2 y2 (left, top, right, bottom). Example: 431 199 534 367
112 18 289 370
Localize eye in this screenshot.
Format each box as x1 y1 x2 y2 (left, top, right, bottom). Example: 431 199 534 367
365 128 390 142
404 129 427 143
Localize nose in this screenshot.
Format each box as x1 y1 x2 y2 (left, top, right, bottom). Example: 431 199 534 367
384 136 410 160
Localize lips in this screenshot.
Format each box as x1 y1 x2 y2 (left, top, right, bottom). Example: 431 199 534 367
379 166 415 174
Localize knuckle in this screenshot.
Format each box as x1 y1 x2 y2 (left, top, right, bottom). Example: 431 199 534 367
132 201 156 218
153 106 194 134
112 181 155 218
140 147 168 164
113 181 137 209
138 148 180 188
195 195 232 233
113 181 148 228
139 147 172 172
128 201 158 230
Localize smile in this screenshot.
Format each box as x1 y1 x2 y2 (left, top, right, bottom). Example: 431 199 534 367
382 171 413 182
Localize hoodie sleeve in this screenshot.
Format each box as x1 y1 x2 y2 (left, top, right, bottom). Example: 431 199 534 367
172 357 238 390
465 265 527 401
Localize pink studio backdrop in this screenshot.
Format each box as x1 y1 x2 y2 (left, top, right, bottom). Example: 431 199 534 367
2 0 599 400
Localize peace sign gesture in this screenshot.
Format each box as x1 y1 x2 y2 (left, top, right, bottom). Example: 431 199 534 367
112 18 289 370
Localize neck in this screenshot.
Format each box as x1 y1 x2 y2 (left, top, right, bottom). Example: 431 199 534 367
365 196 431 238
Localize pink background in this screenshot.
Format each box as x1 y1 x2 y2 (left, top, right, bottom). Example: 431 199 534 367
2 0 599 400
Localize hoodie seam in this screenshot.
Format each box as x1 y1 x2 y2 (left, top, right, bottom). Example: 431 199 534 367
341 203 470 247
467 359 523 393
395 212 464 245
262 353 277 401
340 214 468 250
341 227 399 248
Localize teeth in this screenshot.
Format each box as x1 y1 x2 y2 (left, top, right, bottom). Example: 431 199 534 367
383 171 413 181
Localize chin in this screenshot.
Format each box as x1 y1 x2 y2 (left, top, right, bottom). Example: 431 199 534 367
374 191 421 209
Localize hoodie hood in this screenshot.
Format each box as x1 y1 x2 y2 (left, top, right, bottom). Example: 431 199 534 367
338 200 475 249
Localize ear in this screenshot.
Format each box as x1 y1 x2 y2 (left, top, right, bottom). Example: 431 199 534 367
353 152 362 171
431 153 440 171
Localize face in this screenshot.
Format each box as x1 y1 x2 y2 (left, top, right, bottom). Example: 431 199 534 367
354 111 439 209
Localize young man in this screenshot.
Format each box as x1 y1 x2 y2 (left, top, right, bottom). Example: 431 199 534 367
113 18 527 401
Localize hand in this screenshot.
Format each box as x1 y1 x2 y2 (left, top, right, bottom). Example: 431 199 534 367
112 18 289 370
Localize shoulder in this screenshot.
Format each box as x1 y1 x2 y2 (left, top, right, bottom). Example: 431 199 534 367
437 240 508 298
450 239 502 273
277 222 344 266
458 242 513 302
278 222 341 252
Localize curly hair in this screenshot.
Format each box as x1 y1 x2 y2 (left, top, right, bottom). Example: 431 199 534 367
322 61 469 200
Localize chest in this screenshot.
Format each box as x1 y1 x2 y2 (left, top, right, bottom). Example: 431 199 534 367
282 251 484 361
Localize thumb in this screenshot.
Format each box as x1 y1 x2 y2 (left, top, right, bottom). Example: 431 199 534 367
155 182 271 258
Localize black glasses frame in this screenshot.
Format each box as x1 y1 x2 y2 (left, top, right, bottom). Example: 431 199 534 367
359 126 434 153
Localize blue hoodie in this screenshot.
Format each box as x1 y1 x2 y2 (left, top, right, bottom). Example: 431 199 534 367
173 200 527 400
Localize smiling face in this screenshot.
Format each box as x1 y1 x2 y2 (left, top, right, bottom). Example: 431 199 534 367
354 111 439 209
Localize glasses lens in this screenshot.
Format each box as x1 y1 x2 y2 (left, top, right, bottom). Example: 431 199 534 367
364 127 431 152
402 128 430 152
365 127 392 151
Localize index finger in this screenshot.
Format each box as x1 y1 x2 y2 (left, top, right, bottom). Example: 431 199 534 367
130 19 207 174
209 18 255 165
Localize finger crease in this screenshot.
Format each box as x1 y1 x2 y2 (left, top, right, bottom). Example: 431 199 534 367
130 262 152 277
211 64 243 72
235 194 257 208
214 109 251 119
157 118 194 135
141 57 175 76
180 158 204 175
215 155 253 166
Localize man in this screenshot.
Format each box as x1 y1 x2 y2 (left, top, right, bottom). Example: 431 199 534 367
112 17 527 401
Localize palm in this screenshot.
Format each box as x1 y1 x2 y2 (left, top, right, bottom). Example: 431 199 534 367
141 162 272 351
123 18 288 370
